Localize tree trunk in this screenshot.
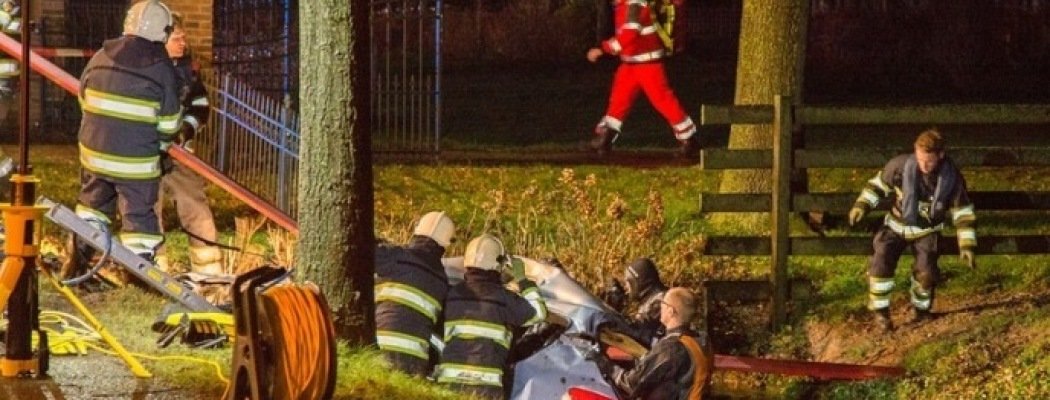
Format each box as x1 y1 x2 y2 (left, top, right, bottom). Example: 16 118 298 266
720 0 809 196
298 0 375 345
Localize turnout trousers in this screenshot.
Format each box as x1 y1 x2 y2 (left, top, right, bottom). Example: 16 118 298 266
867 226 940 312
77 169 162 257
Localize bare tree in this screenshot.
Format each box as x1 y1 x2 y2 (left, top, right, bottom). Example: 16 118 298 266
298 0 375 344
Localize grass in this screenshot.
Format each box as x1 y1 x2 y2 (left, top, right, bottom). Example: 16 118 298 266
10 143 1050 399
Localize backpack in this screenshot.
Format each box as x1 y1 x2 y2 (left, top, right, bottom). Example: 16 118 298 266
652 0 687 55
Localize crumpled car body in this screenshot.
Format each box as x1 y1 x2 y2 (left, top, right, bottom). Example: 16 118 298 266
443 256 630 400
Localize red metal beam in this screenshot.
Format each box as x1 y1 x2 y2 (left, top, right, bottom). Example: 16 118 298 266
713 354 904 381
0 32 299 234
606 347 903 381
0 32 79 95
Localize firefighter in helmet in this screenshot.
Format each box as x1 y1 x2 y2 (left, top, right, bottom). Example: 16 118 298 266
436 234 548 399
71 0 181 270
374 211 456 377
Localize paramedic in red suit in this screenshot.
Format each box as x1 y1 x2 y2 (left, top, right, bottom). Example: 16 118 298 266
586 0 699 159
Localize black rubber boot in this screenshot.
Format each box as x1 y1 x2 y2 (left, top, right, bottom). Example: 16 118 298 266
60 235 97 280
676 134 702 161
586 124 619 156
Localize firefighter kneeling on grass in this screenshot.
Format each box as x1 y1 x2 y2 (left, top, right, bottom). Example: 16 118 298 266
435 234 548 400
375 211 456 377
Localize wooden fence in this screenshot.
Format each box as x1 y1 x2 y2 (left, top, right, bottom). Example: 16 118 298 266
698 97 1050 330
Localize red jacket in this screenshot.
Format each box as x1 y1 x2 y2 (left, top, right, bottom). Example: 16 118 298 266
602 0 665 63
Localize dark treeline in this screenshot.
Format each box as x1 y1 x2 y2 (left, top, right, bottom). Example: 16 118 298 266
440 0 1049 101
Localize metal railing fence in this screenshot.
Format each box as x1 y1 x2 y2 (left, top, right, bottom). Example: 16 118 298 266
197 70 300 219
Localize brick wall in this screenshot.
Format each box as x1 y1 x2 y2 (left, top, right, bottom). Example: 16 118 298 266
165 0 214 67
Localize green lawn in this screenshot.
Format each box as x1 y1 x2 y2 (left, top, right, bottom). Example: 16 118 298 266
10 143 1050 399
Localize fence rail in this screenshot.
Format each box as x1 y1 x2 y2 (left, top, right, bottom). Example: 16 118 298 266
698 97 1050 330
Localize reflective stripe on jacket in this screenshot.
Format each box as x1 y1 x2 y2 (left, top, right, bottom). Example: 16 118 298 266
602 0 665 63
436 268 547 388
374 237 448 360
78 36 181 181
852 154 976 250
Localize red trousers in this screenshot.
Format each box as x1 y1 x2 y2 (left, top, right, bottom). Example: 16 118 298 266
601 62 692 138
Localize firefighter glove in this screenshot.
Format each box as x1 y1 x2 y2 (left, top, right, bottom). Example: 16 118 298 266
601 278 627 311
848 207 866 226
960 249 975 269
177 120 196 144
509 256 527 282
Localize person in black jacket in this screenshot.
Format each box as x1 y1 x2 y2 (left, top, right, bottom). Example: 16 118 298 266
604 257 668 346
597 287 713 400
154 12 224 276
375 211 456 377
435 234 547 399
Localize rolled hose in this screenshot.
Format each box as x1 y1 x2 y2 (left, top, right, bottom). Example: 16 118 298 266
229 282 336 399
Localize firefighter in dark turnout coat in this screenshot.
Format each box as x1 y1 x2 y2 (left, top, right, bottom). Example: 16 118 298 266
435 234 548 399
375 211 456 377
75 0 181 261
849 128 976 332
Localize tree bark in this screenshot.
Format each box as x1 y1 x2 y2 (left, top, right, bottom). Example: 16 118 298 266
298 0 375 344
720 0 809 195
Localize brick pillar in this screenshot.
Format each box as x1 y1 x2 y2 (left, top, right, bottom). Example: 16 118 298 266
165 0 214 68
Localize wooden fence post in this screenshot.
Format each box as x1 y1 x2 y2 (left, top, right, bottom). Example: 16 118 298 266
771 95 793 330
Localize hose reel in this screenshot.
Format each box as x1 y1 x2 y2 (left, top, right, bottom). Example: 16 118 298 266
229 266 337 400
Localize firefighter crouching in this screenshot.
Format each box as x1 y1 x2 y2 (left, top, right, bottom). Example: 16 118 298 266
374 211 456 377
72 0 182 268
849 128 976 332
436 234 548 399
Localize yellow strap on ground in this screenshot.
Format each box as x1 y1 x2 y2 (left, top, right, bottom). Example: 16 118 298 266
40 266 152 378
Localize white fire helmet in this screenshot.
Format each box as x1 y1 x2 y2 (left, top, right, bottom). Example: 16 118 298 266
463 234 507 271
413 211 455 248
123 0 174 43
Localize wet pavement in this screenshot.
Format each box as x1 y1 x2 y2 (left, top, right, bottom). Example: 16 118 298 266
0 348 221 399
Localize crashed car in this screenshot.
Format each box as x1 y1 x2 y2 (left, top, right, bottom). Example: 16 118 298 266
443 256 645 400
